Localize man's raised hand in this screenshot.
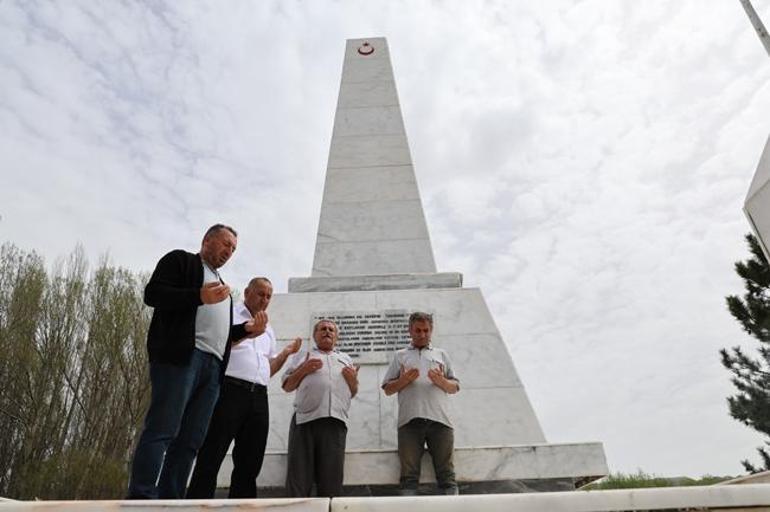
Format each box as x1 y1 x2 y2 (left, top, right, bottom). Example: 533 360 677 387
342 364 359 396
427 362 445 383
286 337 303 355
245 310 268 338
200 282 230 304
342 364 359 386
282 352 322 392
300 352 323 375
428 363 456 393
399 364 419 385
427 367 445 385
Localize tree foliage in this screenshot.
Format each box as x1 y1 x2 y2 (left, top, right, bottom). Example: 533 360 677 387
723 233 770 473
0 243 151 499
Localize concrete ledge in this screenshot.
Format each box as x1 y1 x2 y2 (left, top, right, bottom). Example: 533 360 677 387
226 443 607 488
0 497 328 511
332 484 770 512
5 485 770 511
288 273 463 293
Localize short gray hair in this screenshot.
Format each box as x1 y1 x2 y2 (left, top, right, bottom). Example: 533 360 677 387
409 311 433 327
313 318 338 334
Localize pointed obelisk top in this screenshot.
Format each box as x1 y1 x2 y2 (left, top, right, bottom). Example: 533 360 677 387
310 37 437 277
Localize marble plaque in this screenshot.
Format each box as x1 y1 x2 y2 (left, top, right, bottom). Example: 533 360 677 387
311 310 413 361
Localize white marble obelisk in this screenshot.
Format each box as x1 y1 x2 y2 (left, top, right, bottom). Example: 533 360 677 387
745 135 770 261
312 39 436 277
218 38 607 493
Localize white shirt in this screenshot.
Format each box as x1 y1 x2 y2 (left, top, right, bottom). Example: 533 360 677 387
225 302 278 385
282 347 355 426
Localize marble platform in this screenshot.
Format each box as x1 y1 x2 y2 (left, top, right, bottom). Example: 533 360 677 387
219 443 607 492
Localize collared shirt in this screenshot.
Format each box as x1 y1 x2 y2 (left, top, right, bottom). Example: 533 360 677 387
381 344 459 428
283 346 355 426
194 262 231 360
224 302 277 385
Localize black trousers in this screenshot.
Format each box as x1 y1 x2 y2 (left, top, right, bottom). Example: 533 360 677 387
186 377 269 498
285 415 347 497
398 418 456 490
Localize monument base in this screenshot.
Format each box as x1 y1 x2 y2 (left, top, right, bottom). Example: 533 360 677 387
216 444 608 495
215 478 581 498
251 285 608 494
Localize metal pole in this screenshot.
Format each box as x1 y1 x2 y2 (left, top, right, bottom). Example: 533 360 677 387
739 0 770 57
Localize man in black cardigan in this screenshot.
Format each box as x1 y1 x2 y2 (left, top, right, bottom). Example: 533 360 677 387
127 224 267 499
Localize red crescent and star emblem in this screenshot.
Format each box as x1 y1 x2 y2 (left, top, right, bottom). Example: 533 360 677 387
357 42 375 56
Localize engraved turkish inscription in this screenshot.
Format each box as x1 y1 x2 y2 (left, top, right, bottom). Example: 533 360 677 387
311 310 410 358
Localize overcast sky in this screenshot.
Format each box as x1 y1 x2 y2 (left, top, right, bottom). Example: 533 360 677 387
2 1 770 478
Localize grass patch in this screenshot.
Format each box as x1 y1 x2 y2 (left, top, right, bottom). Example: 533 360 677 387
583 471 734 490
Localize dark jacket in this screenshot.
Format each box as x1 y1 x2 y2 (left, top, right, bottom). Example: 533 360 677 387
144 249 246 373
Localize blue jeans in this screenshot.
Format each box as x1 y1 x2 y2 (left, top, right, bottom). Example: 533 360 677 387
127 349 222 499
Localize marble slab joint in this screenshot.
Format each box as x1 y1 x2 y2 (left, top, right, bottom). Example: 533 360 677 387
288 272 463 293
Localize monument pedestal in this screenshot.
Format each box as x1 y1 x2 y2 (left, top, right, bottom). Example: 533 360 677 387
216 284 607 494
219 443 607 496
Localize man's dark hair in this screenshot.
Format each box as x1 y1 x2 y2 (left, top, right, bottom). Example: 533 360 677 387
409 311 433 327
203 223 237 240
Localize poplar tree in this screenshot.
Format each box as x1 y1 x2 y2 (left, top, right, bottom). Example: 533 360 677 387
0 243 151 499
723 233 770 473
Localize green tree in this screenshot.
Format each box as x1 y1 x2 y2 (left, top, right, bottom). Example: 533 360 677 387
0 243 151 499
723 233 770 473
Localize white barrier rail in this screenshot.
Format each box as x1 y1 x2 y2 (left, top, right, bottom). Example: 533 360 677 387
3 484 770 511
0 498 328 511
334 484 770 512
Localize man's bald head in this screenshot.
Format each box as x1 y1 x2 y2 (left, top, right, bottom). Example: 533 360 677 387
244 277 273 314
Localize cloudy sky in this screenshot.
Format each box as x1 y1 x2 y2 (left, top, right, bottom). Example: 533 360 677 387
2 1 770 478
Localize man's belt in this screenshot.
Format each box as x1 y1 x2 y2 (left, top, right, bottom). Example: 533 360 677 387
224 376 267 393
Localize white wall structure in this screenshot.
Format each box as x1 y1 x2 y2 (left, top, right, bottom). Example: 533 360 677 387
223 37 608 493
745 135 770 261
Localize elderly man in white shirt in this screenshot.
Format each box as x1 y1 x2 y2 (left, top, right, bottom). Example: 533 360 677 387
187 277 301 498
282 319 358 497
